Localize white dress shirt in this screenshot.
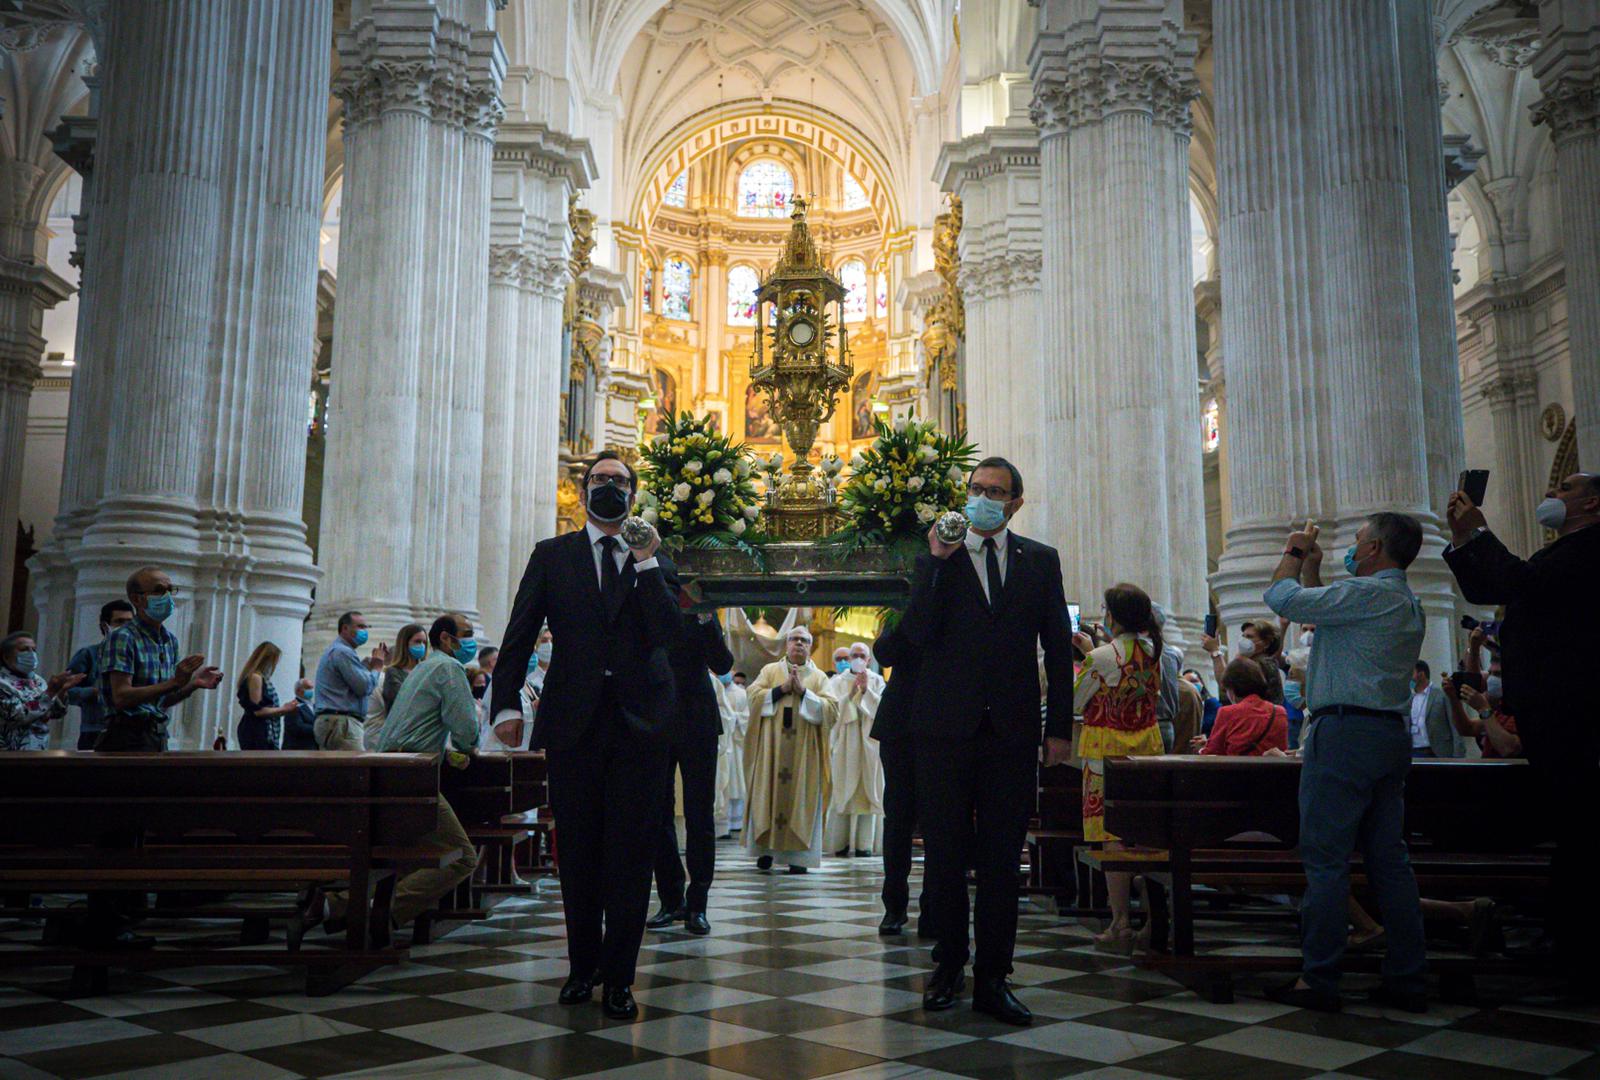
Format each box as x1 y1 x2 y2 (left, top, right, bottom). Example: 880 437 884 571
585 520 658 582
964 526 1010 603
1409 688 1430 749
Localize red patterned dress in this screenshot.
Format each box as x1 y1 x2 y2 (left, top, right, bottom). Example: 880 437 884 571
1073 635 1164 842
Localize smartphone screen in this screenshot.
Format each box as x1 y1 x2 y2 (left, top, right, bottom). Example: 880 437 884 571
1203 613 1218 637
1067 604 1081 635
1459 469 1489 508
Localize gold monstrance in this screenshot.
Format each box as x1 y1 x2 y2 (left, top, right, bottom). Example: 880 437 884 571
749 197 854 540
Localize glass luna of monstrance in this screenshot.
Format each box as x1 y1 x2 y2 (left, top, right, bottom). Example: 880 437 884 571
748 196 854 541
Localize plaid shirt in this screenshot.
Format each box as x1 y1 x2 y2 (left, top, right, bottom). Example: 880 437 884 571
100 617 180 726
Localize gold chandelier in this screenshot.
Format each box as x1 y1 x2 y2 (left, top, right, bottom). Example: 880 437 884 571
749 196 854 540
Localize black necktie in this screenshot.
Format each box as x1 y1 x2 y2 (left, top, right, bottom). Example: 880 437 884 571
599 536 622 620
984 536 1003 610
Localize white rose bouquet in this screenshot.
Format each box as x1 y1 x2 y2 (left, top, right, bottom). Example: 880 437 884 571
637 411 768 553
829 415 976 553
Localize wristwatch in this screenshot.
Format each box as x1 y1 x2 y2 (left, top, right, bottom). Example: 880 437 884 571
1283 546 1305 559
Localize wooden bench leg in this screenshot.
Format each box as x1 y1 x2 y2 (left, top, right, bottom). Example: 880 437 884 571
1171 850 1194 957
369 873 397 952
240 916 270 947
1145 876 1171 953
70 964 108 996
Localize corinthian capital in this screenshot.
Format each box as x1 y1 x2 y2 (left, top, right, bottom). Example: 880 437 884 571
1531 72 1600 143
1031 55 1199 137
488 244 529 284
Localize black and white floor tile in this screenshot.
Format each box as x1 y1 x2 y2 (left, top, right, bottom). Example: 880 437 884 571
2 840 1597 1079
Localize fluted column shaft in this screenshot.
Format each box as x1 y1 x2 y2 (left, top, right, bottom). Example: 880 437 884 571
936 125 1042 490
1030 0 1207 660
1482 373 1544 558
1533 0 1600 467
32 0 329 744
479 245 524 641
1212 0 1458 678
310 1 503 658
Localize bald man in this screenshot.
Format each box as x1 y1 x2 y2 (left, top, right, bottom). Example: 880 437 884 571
743 626 838 872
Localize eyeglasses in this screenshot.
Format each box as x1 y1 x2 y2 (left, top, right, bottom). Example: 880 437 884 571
588 474 632 491
966 482 1013 501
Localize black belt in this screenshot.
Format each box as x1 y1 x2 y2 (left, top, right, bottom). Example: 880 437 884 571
1310 704 1404 722
314 710 362 719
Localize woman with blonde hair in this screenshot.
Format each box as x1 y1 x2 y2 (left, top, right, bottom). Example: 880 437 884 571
236 642 299 749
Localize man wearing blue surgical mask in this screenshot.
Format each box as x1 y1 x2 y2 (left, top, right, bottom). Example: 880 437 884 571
313 610 389 750
1444 473 1600 993
905 456 1075 1025
98 566 223 753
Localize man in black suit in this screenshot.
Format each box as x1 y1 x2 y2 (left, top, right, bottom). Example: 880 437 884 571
870 620 926 937
490 451 680 1021
901 457 1074 1026
647 602 735 935
1443 472 1600 990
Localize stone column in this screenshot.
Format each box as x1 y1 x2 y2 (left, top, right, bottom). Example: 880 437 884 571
311 0 503 659
1481 372 1544 557
479 243 526 642
1211 0 1458 678
1030 0 1208 660
32 1 329 744
1397 0 1467 511
1532 0 1600 467
935 124 1043 491
0 258 72 628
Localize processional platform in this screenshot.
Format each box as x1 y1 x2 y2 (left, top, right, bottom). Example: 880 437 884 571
672 543 914 612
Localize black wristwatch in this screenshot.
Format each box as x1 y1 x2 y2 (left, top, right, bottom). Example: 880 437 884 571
1283 546 1305 560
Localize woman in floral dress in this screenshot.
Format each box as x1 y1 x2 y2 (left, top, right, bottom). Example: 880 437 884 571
0 632 84 750
1073 583 1167 952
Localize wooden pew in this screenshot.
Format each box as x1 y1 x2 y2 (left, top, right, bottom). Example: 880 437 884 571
0 750 449 994
1025 762 1096 914
1100 756 1551 999
508 750 555 876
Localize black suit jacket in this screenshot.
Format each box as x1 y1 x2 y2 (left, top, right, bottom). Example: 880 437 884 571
900 532 1074 745
664 598 735 744
1443 523 1600 719
491 529 682 750
869 622 918 744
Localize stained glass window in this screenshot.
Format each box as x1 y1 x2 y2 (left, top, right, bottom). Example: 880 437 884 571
641 264 654 314
662 256 692 320
663 172 687 208
875 274 888 319
842 173 868 211
727 264 759 325
839 258 867 322
1202 399 1220 453
738 160 794 219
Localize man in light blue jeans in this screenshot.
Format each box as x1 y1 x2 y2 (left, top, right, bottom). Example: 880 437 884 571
1262 512 1428 1014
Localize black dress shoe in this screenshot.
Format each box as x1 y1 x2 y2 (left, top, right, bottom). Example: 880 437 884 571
923 964 965 1011
787 865 808 874
559 972 596 1005
1264 979 1341 1013
602 985 638 1020
1369 983 1427 1014
646 905 684 930
879 909 908 935
834 846 851 857
684 911 711 935
973 975 1032 1025
756 855 773 870
853 849 871 858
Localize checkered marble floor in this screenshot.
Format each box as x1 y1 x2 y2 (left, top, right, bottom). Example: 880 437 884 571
3 839 1598 1079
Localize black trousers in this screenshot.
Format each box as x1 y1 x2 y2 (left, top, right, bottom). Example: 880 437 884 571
879 737 923 917
915 723 1035 977
94 716 167 752
547 706 669 988
653 731 719 912
1519 706 1600 980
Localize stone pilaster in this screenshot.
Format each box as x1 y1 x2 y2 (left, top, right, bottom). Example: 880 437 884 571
1211 0 1459 680
1532 0 1600 467
0 258 71 628
1030 0 1208 661
33 1 330 745
480 243 527 642
1481 372 1544 557
311 0 503 660
935 124 1043 493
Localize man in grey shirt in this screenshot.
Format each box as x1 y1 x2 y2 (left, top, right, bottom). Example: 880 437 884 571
1262 512 1427 1015
313 611 388 750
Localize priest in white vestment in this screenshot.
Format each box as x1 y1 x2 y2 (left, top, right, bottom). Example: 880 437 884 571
744 626 837 871
716 671 749 833
825 641 885 857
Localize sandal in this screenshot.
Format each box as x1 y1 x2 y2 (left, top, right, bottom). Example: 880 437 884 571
1094 926 1136 955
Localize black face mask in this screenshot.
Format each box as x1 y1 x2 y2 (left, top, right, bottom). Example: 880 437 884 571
471 683 487 699
587 484 629 522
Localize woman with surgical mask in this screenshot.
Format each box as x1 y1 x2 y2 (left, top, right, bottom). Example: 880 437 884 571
1200 619 1285 706
0 632 84 751
381 623 428 716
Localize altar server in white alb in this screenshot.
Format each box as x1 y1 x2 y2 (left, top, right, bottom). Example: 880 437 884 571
744 626 837 872
826 641 885 857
